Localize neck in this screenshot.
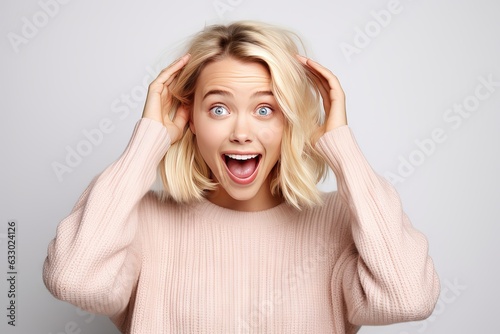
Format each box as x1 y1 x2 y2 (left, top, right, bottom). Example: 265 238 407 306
206 182 284 212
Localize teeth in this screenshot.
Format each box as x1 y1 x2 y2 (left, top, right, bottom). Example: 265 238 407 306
225 154 258 160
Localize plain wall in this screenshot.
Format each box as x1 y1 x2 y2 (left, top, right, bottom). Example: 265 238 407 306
1 0 499 333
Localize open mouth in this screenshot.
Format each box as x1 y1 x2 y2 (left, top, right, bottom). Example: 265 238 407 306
222 153 261 184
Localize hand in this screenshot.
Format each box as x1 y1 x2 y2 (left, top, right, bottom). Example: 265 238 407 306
296 55 347 138
142 54 191 144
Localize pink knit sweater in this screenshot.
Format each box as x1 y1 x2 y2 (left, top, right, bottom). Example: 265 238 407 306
43 118 440 333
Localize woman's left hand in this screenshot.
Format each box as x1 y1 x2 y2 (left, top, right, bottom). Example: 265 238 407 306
297 55 347 137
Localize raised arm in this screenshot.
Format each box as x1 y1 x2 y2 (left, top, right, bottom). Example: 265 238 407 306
43 54 191 317
43 118 171 317
316 126 440 325
298 55 439 325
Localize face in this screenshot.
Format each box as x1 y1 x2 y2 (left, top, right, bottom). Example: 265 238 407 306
190 57 285 212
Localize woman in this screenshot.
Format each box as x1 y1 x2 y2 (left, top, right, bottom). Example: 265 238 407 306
43 21 440 333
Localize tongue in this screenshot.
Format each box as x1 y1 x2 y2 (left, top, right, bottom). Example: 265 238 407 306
226 158 258 179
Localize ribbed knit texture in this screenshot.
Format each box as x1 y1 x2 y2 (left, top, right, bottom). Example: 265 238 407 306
43 118 440 333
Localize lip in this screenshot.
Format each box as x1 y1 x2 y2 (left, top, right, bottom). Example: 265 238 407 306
221 152 262 185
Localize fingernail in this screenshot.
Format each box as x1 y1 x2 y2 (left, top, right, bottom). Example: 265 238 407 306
176 54 190 63
296 55 307 64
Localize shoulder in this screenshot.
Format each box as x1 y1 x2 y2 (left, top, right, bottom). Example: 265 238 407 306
135 190 188 224
296 190 349 227
304 191 341 214
295 190 354 258
137 190 192 213
134 191 200 243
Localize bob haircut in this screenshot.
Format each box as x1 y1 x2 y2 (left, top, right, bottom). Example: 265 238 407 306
160 21 328 210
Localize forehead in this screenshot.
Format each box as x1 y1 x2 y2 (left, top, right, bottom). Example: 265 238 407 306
196 58 271 95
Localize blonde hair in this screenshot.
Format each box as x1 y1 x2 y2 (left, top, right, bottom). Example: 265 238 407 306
160 21 327 210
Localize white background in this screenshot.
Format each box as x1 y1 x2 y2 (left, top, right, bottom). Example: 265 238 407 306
1 0 499 333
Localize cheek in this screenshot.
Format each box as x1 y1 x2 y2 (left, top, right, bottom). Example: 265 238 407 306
193 113 219 150
196 131 220 159
193 120 227 168
194 128 227 183
256 117 284 149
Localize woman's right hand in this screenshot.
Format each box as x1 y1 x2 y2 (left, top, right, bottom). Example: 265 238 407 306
142 53 191 144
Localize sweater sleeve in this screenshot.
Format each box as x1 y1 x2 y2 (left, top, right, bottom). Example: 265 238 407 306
315 125 440 325
43 118 171 317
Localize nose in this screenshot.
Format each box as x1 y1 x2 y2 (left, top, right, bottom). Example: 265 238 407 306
229 113 253 143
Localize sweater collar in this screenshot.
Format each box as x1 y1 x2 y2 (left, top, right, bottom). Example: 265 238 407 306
188 196 297 226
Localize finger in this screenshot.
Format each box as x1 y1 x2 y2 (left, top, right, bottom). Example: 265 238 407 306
297 55 347 129
308 71 331 112
312 70 331 98
153 53 191 87
297 55 343 92
306 66 345 123
160 54 191 78
297 55 332 95
297 55 331 111
303 58 344 99
146 53 190 109
307 68 330 98
296 54 308 65
142 55 190 120
297 55 326 80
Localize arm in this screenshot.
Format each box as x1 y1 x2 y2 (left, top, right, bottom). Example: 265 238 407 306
316 125 440 324
43 118 170 317
43 54 191 317
297 55 439 324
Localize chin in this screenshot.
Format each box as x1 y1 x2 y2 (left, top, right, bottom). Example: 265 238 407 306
224 188 260 202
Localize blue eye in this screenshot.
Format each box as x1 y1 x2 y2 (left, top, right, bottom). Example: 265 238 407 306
210 105 229 116
256 106 272 116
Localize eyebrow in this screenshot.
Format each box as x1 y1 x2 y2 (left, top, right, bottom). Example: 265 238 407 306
202 89 274 100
